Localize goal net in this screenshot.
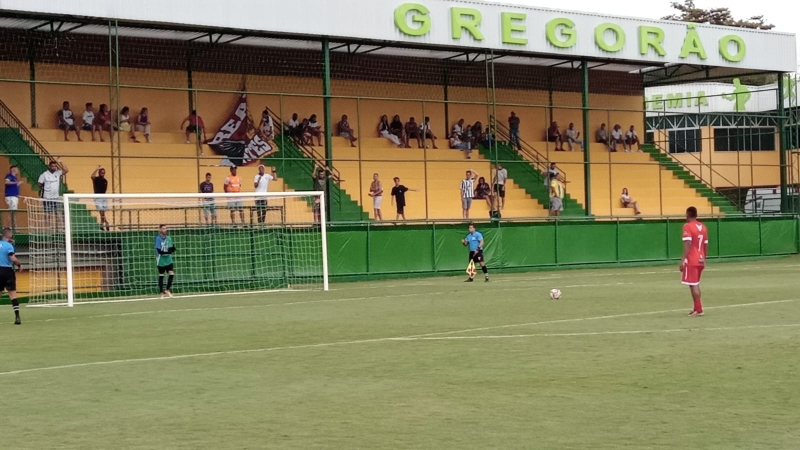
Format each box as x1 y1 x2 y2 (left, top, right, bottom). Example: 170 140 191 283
24 192 328 306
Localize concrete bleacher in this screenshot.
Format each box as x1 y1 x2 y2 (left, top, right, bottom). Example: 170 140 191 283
329 137 549 220
521 142 722 216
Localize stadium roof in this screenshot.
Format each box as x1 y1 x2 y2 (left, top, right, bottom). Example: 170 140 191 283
0 0 796 84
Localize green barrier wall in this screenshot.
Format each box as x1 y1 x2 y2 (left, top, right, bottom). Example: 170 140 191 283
327 216 799 279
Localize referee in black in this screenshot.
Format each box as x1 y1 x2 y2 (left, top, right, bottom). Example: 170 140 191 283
1 228 23 325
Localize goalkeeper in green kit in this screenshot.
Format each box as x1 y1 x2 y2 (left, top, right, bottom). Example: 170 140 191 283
155 224 176 298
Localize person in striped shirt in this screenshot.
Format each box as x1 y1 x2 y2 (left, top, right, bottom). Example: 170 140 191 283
460 169 478 219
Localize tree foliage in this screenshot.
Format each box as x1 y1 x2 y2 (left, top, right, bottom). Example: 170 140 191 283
662 0 775 30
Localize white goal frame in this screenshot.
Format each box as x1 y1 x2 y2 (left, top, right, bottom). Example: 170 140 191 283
60 191 328 307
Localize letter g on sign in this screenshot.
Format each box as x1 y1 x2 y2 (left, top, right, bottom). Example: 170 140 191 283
395 3 431 37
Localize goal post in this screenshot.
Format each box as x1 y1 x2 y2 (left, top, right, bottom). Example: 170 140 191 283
24 191 328 307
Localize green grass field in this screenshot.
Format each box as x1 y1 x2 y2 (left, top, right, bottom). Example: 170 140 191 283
2 257 800 449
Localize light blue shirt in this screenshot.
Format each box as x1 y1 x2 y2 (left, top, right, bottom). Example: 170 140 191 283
0 240 15 268
465 231 483 252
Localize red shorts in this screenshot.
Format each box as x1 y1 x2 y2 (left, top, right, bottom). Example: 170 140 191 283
682 265 704 286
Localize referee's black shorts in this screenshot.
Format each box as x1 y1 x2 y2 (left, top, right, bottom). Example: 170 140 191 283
469 250 484 264
0 267 17 292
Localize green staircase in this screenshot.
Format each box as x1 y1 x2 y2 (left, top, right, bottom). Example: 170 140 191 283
267 137 367 221
0 127 99 230
641 144 740 214
478 142 586 216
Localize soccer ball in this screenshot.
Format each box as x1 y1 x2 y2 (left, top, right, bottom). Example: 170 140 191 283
549 289 562 300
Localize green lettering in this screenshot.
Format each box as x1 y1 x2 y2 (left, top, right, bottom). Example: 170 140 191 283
545 18 577 49
501 12 527 45
594 23 625 53
394 3 431 37
667 93 683 108
697 92 709 108
638 26 666 56
680 24 707 60
451 7 483 40
719 35 746 62
652 94 664 110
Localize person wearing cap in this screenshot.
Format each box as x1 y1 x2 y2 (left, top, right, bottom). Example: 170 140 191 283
254 164 277 224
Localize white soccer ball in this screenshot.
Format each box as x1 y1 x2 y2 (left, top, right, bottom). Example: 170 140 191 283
549 288 562 300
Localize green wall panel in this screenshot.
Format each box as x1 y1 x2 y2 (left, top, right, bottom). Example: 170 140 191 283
499 223 556 267
434 225 475 271
327 229 368 275
761 218 798 255
557 222 617 264
369 226 435 273
719 219 760 257
618 221 668 261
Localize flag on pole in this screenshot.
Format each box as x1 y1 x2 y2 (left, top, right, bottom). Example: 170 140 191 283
207 93 273 167
466 260 477 278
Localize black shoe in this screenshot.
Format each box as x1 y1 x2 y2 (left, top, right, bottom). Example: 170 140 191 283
465 278 474 282
14 316 21 325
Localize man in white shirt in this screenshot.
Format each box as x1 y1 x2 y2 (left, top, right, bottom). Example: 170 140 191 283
82 102 98 142
492 163 508 210
564 122 584 151
625 125 642 152
460 169 478 219
57 101 82 142
254 164 277 224
610 125 625 152
38 159 68 227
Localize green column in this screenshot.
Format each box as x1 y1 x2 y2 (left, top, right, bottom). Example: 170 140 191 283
581 62 592 215
322 38 333 221
27 33 36 127
777 74 788 213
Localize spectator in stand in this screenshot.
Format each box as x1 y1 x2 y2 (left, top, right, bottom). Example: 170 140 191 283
549 177 565 217
389 115 406 146
547 121 564 151
508 111 521 149
307 114 323 146
4 165 22 228
378 115 402 147
492 163 508 210
285 113 301 140
118 106 132 136
451 119 465 140
132 107 152 143
94 104 114 142
391 177 418 221
82 103 97 142
181 110 207 145
596 123 611 151
259 107 275 142
368 173 384 220
254 164 277 224
471 122 485 150
299 118 313 146
620 187 642 215
336 114 357 147
312 166 334 223
610 124 625 152
460 169 478 219
565 122 584 152
57 101 82 142
474 176 492 211
38 159 68 228
224 166 245 226
421 116 438 149
199 172 217 226
405 117 422 148
626 125 642 152
543 162 559 187
91 166 110 231
449 133 472 159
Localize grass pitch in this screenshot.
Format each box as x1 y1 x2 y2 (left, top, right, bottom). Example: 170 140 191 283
2 257 800 449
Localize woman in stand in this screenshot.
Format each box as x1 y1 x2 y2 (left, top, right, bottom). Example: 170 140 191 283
620 188 642 215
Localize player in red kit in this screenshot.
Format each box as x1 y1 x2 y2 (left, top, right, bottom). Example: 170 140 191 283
680 206 708 316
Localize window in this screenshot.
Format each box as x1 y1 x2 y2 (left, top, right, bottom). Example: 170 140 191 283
714 127 776 151
668 129 700 153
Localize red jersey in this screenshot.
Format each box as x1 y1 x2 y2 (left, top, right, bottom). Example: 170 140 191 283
682 221 708 266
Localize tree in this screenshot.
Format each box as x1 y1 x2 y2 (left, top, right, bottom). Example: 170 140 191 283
662 0 774 30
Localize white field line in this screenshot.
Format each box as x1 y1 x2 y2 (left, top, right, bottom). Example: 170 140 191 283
1 298 798 377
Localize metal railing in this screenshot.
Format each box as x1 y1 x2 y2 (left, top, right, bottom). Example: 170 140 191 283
266 109 342 183
489 115 567 185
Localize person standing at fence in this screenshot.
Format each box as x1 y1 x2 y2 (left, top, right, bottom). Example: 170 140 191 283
508 112 521 150
460 169 478 220
492 163 508 211
4 165 22 228
254 165 276 224
224 166 245 226
199 172 217 226
0 228 22 325
38 159 68 229
91 166 110 231
369 173 384 221
391 177 418 221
